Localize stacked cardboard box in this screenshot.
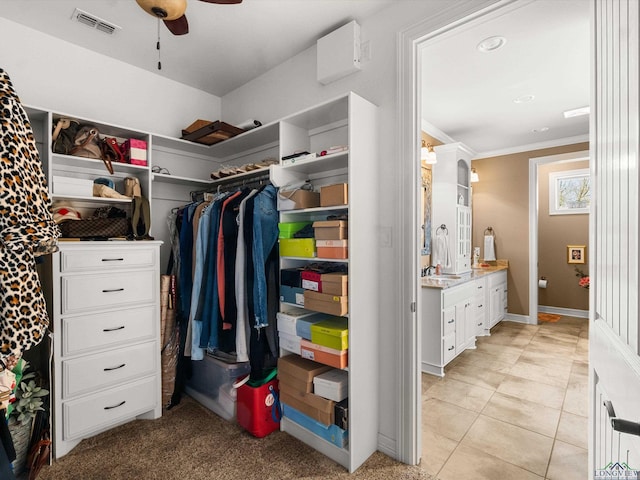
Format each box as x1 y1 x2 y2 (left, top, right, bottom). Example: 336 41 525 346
277 355 334 425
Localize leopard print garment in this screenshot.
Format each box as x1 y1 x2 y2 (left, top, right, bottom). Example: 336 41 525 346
0 69 60 367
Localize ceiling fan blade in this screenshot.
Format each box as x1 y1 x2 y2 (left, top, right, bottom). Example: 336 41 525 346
164 15 189 35
198 0 243 4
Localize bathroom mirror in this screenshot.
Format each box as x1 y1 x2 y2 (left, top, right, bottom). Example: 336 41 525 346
421 163 432 255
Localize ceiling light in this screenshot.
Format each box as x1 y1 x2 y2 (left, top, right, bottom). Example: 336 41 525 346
421 140 437 164
533 127 550 133
514 94 535 104
477 36 507 53
471 168 479 183
563 106 590 118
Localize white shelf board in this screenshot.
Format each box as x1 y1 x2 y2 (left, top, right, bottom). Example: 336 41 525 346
51 153 148 173
280 416 349 470
152 173 213 186
51 194 132 204
280 152 348 175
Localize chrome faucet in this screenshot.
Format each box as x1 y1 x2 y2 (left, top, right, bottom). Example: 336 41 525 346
422 265 436 277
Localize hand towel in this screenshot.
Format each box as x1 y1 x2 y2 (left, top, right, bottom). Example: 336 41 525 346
433 232 451 268
484 235 496 261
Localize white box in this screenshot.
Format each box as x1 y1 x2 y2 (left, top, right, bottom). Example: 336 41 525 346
313 368 348 402
277 309 328 336
278 331 301 355
317 20 361 85
52 176 93 197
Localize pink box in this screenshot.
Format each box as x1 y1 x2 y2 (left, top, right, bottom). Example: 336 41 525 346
124 139 147 166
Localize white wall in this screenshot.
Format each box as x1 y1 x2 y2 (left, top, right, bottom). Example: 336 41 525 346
0 18 221 137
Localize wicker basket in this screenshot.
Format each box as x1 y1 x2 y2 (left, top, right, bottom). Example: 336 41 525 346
8 417 32 475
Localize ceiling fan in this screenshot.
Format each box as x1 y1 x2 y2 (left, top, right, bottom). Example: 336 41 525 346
136 0 242 36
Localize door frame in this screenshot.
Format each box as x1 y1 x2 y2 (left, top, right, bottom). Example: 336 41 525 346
396 0 523 464
528 150 590 324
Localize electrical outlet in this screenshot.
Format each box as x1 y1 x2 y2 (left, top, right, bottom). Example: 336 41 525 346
379 226 391 247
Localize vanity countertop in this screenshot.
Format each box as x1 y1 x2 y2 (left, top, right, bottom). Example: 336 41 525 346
421 264 508 289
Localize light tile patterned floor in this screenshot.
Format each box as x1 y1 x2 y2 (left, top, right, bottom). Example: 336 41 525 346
421 317 588 480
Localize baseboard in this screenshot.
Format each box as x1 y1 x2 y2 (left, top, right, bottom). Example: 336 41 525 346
504 313 534 325
377 432 397 460
538 305 589 319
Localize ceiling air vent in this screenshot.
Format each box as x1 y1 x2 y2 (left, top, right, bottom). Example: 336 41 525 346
71 8 121 35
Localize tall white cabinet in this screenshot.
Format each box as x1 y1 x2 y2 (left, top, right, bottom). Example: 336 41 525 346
432 143 473 274
270 93 379 473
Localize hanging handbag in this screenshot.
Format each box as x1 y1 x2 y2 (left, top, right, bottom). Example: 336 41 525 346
101 137 125 164
51 118 80 155
70 125 114 175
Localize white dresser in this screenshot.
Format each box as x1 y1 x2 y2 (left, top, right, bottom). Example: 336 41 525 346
46 241 163 458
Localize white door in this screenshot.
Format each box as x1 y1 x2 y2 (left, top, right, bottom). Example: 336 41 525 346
590 0 640 478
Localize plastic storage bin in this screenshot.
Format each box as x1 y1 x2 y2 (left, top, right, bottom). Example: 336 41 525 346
186 355 250 421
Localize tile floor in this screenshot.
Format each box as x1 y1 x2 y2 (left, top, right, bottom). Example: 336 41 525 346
421 316 589 480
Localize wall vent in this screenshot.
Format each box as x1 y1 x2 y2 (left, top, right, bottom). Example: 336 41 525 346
71 8 121 35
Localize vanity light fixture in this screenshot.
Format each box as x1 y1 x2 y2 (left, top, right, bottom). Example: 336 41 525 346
471 168 479 183
477 36 507 53
421 140 437 164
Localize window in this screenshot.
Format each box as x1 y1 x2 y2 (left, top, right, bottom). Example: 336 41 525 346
549 168 590 215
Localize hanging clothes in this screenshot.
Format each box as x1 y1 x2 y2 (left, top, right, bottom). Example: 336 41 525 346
168 182 279 376
0 69 60 367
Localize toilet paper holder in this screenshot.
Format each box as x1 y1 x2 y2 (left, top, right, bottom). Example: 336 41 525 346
538 276 548 288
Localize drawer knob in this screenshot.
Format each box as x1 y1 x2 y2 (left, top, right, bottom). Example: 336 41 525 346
447 319 454 324
447 346 454 351
103 326 125 332
102 288 125 293
104 400 126 410
101 258 124 262
104 363 126 371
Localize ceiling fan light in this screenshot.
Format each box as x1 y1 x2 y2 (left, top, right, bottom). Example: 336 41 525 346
136 0 187 20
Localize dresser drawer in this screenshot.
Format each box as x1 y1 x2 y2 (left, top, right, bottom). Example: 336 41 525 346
60 247 157 273
62 305 156 356
63 375 158 441
61 270 156 314
63 341 158 398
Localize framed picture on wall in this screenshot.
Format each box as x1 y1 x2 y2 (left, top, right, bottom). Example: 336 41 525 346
567 245 586 264
549 168 591 215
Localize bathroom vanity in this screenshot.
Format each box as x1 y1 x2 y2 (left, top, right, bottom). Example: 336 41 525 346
421 266 508 376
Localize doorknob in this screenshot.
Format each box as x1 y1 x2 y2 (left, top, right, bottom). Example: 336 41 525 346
604 400 640 437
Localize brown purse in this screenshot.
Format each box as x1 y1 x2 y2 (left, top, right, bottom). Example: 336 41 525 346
70 126 114 174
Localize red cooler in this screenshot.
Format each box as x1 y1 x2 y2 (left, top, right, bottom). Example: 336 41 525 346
236 375 281 438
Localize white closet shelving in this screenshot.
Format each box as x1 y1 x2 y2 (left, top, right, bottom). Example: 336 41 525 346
25 92 379 471
270 92 379 473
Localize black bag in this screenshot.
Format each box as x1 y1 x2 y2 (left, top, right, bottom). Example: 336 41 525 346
51 118 80 155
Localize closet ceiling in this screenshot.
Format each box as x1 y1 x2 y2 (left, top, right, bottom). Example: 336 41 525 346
0 0 395 96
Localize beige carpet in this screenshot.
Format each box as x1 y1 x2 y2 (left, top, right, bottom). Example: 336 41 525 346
38 395 431 480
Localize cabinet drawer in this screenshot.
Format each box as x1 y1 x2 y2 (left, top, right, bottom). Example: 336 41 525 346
63 341 157 398
63 375 157 441
443 333 456 364
61 270 156 314
442 307 456 336
60 247 157 273
62 305 156 356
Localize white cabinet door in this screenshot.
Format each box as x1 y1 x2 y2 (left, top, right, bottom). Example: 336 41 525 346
456 206 471 273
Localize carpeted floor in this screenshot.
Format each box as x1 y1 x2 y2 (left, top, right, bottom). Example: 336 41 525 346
37 395 430 480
